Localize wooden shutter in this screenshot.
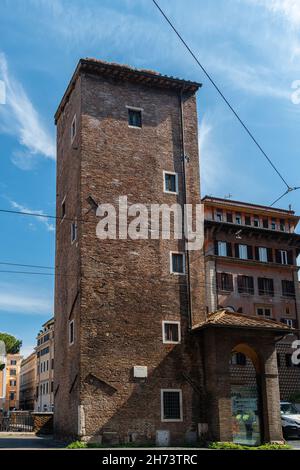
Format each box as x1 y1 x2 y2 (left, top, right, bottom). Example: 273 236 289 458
227 242 232 257
247 245 253 260
287 250 294 265
228 274 234 291
216 272 222 290
275 249 281 264
255 246 259 261
214 240 219 255
267 248 273 262
234 243 240 258
268 278 274 296
237 275 243 292
258 277 263 294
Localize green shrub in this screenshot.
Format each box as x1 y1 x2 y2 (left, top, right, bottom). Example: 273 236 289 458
208 442 292 450
66 441 87 449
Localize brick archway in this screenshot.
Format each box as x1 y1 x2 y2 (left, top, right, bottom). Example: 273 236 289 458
232 343 261 374
192 310 292 443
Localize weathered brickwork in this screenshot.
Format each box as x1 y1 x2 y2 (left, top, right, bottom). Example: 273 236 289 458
54 59 286 445
54 60 206 444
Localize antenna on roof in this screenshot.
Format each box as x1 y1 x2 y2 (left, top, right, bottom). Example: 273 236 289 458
289 204 292 211
224 193 232 199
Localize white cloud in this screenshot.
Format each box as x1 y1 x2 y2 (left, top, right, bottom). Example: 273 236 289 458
9 200 55 232
249 0 300 27
0 53 55 164
0 282 52 315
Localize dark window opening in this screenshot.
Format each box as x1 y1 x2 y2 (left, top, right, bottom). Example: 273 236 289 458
263 218 269 229
217 272 233 292
282 280 295 298
164 323 179 343
245 215 251 226
237 275 254 295
164 173 177 193
171 253 184 274
128 109 142 128
231 352 247 366
227 212 233 223
162 391 181 420
258 278 274 296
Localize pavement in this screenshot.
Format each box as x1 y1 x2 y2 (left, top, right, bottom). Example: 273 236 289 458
0 433 299 450
0 433 66 449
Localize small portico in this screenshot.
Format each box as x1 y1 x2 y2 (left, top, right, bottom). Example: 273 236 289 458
192 309 293 444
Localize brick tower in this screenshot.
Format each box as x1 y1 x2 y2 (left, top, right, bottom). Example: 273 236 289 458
54 59 206 444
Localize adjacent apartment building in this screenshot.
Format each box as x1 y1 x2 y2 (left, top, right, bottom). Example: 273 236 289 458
4 354 22 411
54 58 293 445
35 318 54 412
19 352 37 410
203 196 300 400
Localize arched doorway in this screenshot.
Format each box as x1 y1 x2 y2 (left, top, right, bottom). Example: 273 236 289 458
230 344 262 446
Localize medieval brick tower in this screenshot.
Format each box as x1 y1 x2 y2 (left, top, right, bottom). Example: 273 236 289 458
54 59 207 444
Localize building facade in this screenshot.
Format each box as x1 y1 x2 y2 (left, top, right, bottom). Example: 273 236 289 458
35 318 54 412
19 352 37 410
203 196 300 400
54 58 291 445
4 354 22 411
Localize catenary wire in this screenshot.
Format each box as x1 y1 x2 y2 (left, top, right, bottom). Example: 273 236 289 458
151 0 300 205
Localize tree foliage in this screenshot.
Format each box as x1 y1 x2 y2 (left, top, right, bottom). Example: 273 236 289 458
0 332 22 354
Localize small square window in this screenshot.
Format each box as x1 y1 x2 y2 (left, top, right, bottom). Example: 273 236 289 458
71 221 77 243
162 321 181 344
71 115 76 142
170 252 185 275
128 108 142 128
164 172 178 194
161 389 182 422
69 320 74 345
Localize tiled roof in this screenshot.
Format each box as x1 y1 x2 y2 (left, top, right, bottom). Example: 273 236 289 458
192 309 294 333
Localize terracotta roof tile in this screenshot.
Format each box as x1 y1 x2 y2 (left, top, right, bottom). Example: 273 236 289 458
192 309 293 333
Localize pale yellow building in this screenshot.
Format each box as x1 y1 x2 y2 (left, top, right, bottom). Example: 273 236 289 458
20 352 37 410
35 318 54 412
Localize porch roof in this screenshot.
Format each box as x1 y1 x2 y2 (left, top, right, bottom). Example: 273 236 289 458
192 309 295 334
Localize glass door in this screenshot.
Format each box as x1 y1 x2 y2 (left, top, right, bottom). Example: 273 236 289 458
231 384 261 446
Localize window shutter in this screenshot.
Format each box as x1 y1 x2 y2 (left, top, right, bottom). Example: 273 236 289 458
247 245 253 260
267 248 273 262
275 250 281 264
214 241 218 255
216 272 222 290
269 278 274 296
237 275 242 292
255 247 259 261
249 277 254 291
234 243 240 258
227 242 232 257
258 277 263 293
228 274 234 291
287 250 294 265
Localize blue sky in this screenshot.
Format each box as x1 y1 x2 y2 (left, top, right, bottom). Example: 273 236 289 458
0 0 300 356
